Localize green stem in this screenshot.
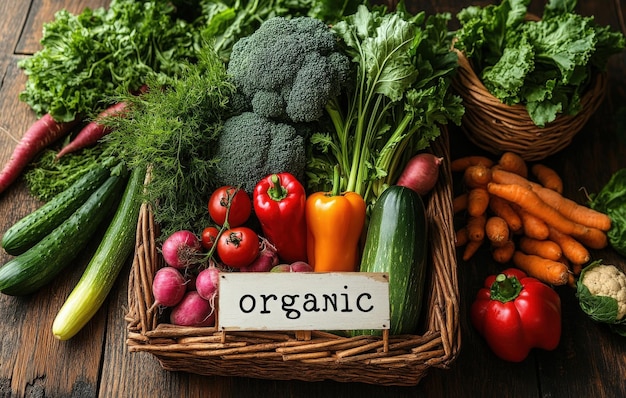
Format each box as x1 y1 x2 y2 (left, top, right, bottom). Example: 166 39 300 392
331 165 341 197
267 174 287 201
490 274 523 303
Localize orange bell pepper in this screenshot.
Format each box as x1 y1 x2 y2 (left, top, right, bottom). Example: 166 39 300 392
305 169 366 272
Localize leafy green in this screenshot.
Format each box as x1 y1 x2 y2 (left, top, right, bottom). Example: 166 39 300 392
198 0 367 62
454 0 625 127
307 4 463 205
102 45 235 237
589 169 626 257
18 0 367 124
19 0 200 123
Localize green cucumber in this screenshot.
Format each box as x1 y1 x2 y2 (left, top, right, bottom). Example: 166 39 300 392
1 164 111 255
53 166 145 340
0 169 128 296
356 185 428 336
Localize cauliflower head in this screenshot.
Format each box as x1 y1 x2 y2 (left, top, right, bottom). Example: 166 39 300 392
580 264 626 320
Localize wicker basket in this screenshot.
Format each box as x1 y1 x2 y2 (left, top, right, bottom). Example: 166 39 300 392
452 47 607 162
125 129 460 386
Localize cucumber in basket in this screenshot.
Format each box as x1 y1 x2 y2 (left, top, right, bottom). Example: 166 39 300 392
354 185 428 336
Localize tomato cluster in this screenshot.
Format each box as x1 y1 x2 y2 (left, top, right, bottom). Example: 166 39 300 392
205 186 259 269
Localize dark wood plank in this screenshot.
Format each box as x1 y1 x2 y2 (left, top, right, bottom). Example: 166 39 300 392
16 0 111 55
0 1 31 55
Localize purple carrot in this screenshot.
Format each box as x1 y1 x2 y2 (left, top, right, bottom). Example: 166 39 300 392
0 113 77 194
55 101 128 159
56 85 147 160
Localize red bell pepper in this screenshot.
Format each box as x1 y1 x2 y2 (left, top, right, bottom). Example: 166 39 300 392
470 268 562 362
253 172 307 264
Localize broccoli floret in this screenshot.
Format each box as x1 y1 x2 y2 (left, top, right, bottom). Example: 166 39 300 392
213 112 306 193
227 16 351 123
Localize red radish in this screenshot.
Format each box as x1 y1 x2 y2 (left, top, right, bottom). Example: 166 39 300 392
0 113 77 194
289 261 314 272
270 261 313 272
239 237 279 272
396 153 443 196
195 266 220 301
55 102 128 159
170 291 215 327
152 267 187 307
161 230 201 269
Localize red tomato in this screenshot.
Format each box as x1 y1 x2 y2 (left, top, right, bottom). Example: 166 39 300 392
200 226 220 250
208 186 252 227
217 227 260 268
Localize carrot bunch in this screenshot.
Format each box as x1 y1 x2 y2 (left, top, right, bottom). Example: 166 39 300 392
452 152 611 287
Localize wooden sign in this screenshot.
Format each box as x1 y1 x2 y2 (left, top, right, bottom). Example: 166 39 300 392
217 272 390 331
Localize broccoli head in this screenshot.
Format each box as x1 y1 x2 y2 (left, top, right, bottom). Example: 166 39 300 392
213 112 307 193
227 16 351 123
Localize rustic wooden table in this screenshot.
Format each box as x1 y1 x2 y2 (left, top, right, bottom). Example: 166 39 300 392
1 1 625 397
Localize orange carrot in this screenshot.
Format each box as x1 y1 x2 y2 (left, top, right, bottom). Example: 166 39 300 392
467 214 487 242
547 227 590 265
512 251 569 286
463 239 484 261
491 168 537 188
518 236 562 262
453 193 468 214
567 273 577 288
485 216 510 247
498 152 528 177
572 226 608 250
570 261 583 276
468 187 490 217
464 164 492 189
531 184 611 231
514 206 550 240
489 196 523 232
492 240 515 263
487 182 591 240
455 227 469 247
451 156 494 172
531 164 563 193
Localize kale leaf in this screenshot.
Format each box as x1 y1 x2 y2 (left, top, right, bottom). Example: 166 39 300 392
589 169 626 258
454 0 625 127
19 0 199 123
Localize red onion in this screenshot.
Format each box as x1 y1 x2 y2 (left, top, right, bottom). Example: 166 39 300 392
396 153 443 196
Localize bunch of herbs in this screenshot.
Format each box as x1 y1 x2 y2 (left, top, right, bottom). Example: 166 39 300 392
103 46 235 237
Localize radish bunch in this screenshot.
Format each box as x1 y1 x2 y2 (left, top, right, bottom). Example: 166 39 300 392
153 231 219 327
152 220 313 327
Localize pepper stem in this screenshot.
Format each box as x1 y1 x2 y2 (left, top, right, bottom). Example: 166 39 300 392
490 274 523 303
267 174 287 201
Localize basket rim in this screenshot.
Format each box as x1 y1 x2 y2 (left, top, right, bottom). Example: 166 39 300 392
451 46 607 161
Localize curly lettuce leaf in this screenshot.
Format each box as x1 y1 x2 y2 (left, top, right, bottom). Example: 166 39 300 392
589 169 626 258
454 0 626 127
482 38 535 104
19 0 199 122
